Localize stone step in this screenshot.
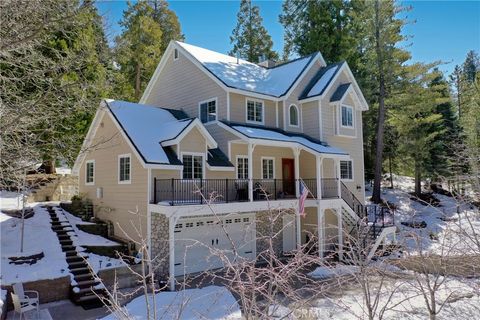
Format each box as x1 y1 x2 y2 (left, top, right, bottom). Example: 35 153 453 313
61 245 76 252
74 274 94 282
70 267 91 275
68 260 88 268
75 279 100 288
65 250 79 257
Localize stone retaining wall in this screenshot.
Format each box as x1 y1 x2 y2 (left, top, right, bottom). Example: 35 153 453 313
1 276 70 311
150 213 170 279
98 264 144 289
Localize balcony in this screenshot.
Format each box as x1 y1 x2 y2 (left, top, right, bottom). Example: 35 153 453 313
153 178 340 206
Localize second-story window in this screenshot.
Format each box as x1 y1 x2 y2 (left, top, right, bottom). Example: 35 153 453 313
237 156 248 179
289 104 299 127
341 105 354 128
200 98 217 123
262 157 274 179
85 160 94 185
247 99 263 124
118 154 131 184
183 154 203 179
340 160 353 180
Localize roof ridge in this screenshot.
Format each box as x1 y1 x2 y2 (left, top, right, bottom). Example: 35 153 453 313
267 52 318 69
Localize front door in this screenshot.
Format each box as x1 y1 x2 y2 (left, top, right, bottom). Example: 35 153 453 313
282 158 295 196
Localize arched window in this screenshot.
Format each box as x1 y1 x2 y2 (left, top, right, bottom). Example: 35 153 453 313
289 104 299 126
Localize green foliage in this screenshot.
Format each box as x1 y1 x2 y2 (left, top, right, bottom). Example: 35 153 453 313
113 0 183 101
229 0 278 63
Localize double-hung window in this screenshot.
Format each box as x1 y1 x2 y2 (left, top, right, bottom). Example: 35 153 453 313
340 160 353 180
183 154 203 179
118 154 131 183
247 99 263 124
85 160 94 185
237 156 248 179
341 105 354 127
262 158 274 179
200 98 217 123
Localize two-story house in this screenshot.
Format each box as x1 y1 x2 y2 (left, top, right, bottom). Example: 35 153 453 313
73 41 386 289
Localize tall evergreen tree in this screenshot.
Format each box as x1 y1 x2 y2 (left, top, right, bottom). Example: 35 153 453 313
114 0 183 101
229 0 278 63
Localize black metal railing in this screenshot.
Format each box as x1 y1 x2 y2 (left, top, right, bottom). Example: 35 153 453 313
154 178 343 205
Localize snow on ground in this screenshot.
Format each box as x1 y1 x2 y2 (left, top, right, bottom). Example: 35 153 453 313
102 286 241 320
309 264 359 279
0 190 24 210
271 276 480 319
0 289 6 312
1 195 125 284
365 175 480 255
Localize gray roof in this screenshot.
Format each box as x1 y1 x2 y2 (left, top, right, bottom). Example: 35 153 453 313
330 83 352 102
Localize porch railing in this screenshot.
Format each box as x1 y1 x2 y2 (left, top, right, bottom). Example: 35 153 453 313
153 178 341 206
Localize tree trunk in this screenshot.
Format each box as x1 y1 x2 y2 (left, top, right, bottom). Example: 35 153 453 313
371 0 386 204
389 154 394 189
415 160 422 197
135 61 142 100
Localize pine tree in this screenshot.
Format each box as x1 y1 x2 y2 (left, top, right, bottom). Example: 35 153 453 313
389 63 447 197
114 0 183 101
463 50 480 83
229 0 278 63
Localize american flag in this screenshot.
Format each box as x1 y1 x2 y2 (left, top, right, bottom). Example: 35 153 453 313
298 180 310 217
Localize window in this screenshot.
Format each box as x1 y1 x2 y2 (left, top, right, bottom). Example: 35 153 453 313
182 154 203 179
289 104 299 126
174 48 179 60
199 98 217 123
118 154 131 183
237 156 248 179
262 157 274 179
85 160 94 185
340 160 353 180
247 99 263 123
341 105 354 127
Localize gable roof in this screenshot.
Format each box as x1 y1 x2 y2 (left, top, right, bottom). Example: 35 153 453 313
207 148 234 167
330 83 352 102
299 62 344 100
175 41 319 98
219 121 348 156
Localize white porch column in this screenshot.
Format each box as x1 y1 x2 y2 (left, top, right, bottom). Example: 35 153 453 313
317 206 325 259
336 207 343 261
336 159 342 198
293 148 300 198
168 215 178 291
248 143 255 202
316 156 323 200
296 212 302 250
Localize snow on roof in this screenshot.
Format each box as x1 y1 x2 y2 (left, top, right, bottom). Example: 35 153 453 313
229 124 348 156
177 41 316 97
300 62 344 100
107 100 192 164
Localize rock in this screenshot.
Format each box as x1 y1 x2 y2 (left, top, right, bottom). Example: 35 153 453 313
401 221 427 229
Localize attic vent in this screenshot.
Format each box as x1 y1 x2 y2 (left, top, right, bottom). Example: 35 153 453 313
174 48 179 60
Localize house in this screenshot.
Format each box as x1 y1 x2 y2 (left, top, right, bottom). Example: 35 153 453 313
73 41 392 289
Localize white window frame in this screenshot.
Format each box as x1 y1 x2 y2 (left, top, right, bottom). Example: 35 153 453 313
246 98 265 125
236 155 249 179
288 104 299 127
340 104 354 128
174 48 179 61
198 97 217 124
340 159 354 181
118 154 132 184
261 157 275 179
85 160 95 186
181 152 205 180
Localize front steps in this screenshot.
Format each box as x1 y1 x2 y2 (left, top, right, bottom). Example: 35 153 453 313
46 205 107 309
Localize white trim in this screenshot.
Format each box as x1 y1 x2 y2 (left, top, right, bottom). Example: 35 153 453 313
340 104 354 129
340 159 354 181
85 160 95 186
198 97 218 124
318 100 323 140
227 92 230 121
147 169 152 259
275 101 279 128
260 156 275 179
236 155 249 179
245 97 265 125
284 53 325 100
145 163 182 170
180 152 205 179
288 104 300 127
206 163 235 172
118 153 132 184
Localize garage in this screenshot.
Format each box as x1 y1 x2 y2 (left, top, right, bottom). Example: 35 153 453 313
173 213 256 276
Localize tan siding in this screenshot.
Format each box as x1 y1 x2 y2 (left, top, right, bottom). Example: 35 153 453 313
178 127 207 155
301 101 320 140
78 113 148 245
230 93 276 127
144 50 228 120
299 150 317 179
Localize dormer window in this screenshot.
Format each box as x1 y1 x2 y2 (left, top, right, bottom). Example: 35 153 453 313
289 104 299 127
341 105 354 128
246 99 264 124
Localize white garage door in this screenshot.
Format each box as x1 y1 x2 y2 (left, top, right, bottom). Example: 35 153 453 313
174 213 256 276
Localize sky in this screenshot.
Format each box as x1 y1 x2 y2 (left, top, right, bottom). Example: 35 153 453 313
96 0 480 77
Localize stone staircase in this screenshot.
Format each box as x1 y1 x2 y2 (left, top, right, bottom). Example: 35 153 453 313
46 205 107 309
27 174 78 202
